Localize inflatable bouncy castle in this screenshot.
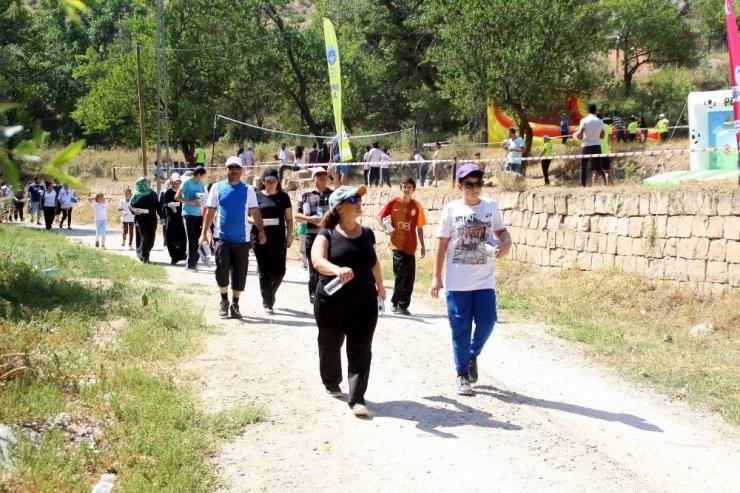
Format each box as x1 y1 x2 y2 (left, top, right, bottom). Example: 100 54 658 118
486 97 586 146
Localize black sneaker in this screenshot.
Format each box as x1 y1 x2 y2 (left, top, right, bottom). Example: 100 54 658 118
219 299 229 318
456 375 473 396
230 303 243 319
391 305 398 313
469 357 478 384
399 307 411 316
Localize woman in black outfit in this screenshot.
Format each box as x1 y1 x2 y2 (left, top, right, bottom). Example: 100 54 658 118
251 168 293 314
130 176 162 263
163 173 187 264
311 184 386 417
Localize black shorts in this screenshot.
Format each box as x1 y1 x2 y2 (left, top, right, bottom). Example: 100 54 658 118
581 145 603 171
601 156 611 170
214 240 249 291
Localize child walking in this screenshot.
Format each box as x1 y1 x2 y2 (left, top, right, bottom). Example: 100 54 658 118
118 188 135 249
91 193 109 249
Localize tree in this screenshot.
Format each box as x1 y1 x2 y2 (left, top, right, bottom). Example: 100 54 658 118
422 0 600 164
602 0 695 97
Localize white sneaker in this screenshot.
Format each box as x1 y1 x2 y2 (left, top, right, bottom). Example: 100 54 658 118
351 403 369 416
456 375 473 396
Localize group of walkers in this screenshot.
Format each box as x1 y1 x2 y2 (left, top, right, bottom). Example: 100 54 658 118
0 176 77 229
190 156 511 415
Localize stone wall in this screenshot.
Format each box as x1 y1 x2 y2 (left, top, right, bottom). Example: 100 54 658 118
290 189 740 295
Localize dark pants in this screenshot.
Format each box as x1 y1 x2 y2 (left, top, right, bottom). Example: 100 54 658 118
42 206 55 230
580 145 605 187
254 238 286 309
215 240 249 291
541 159 552 185
60 208 72 228
184 215 203 269
279 164 301 181
14 203 23 222
305 233 319 303
369 167 380 186
122 222 134 246
380 168 391 187
391 250 416 309
135 219 157 262
419 165 428 187
616 129 626 142
314 292 378 407
561 131 568 145
363 169 369 186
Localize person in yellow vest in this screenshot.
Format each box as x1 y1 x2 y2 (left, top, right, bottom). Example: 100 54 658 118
599 116 613 186
539 135 553 185
194 142 206 166
626 116 638 143
656 113 669 141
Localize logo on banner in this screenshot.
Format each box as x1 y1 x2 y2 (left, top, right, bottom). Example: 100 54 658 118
326 45 338 65
734 66 740 85
734 119 740 132
733 86 740 104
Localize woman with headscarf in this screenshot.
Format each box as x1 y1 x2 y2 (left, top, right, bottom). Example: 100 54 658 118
311 184 386 416
250 167 293 314
163 173 187 264
129 176 162 263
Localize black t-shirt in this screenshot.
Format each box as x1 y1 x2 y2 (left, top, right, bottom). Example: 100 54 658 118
251 190 292 245
317 227 378 299
297 188 333 235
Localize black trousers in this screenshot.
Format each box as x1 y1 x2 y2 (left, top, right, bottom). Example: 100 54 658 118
42 206 55 230
580 145 605 187
305 233 319 303
380 168 391 187
14 203 23 222
369 167 380 186
135 219 157 262
184 215 203 269
215 240 249 292
541 159 552 185
391 250 416 309
60 208 72 228
279 164 301 181
254 237 286 309
363 169 369 186
122 222 134 246
314 292 378 407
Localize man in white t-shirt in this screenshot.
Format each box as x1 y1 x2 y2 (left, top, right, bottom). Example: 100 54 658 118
573 103 606 187
366 142 383 187
379 147 392 187
244 145 255 168
430 163 512 396
502 128 524 173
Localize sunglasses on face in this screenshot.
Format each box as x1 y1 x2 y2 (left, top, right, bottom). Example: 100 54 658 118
462 180 484 189
227 165 241 170
264 178 278 184
344 195 361 204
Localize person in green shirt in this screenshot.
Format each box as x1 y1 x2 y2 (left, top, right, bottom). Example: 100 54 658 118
627 117 638 143
599 117 613 186
194 142 206 165
656 113 669 141
539 135 553 185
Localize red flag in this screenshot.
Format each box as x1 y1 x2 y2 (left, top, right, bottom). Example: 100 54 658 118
726 1 740 142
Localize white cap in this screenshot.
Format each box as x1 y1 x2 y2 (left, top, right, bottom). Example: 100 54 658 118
169 172 181 181
225 156 243 167
659 113 665 118
311 167 327 177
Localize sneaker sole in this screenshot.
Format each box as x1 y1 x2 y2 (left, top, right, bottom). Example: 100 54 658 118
457 388 474 396
352 405 369 416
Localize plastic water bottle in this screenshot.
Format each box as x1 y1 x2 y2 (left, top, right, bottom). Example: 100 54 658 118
324 277 346 295
40 268 57 275
382 217 395 234
377 297 385 315
303 201 311 215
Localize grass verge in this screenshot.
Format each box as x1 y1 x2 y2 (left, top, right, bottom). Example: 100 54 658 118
0 225 264 491
382 253 739 426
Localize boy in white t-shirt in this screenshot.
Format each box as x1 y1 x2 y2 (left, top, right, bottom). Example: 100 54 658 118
430 163 512 396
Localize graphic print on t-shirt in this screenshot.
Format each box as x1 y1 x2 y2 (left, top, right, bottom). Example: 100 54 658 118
451 214 491 265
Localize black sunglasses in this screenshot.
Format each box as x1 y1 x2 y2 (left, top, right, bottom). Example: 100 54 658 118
227 165 241 170
461 180 484 189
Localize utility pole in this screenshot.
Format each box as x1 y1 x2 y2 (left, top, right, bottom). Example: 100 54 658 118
135 43 147 177
155 0 170 193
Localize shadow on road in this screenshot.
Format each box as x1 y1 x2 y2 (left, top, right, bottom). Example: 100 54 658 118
474 385 663 432
375 395 522 438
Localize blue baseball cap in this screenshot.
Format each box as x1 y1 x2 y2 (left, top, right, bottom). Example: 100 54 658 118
456 163 483 182
329 185 367 213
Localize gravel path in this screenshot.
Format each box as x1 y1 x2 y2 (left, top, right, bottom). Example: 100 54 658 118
52 223 740 492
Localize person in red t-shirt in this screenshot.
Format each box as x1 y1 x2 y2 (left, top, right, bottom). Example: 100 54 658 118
378 177 427 315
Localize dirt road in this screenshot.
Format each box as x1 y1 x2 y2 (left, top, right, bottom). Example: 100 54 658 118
53 223 740 492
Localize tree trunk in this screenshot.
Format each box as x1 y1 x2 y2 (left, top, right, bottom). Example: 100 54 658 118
516 114 533 176
623 40 633 97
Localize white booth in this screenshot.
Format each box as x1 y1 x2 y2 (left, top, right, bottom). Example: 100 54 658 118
687 90 738 171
